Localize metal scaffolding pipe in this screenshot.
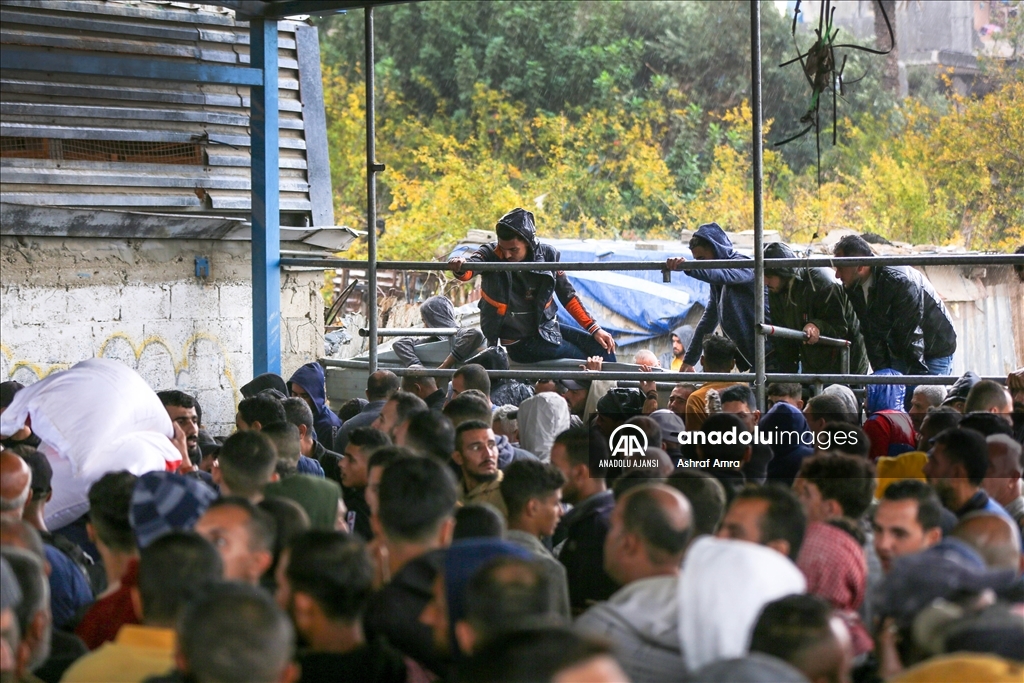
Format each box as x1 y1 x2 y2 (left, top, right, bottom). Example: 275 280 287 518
758 323 850 348
358 327 458 337
365 6 380 372
282 253 1024 270
750 0 766 411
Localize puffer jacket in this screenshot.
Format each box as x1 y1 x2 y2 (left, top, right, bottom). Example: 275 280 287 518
895 266 957 360
453 208 600 346
845 266 928 374
765 242 869 375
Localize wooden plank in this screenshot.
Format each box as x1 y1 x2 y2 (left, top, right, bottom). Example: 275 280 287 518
0 1 238 27
1 124 307 150
209 192 311 211
0 9 201 42
0 191 204 207
0 102 250 127
295 23 332 227
1 166 309 192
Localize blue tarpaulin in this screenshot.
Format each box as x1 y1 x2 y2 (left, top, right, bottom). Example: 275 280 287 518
451 239 712 347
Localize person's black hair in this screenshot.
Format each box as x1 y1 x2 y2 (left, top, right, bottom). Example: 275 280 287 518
699 413 750 461
453 504 507 540
964 380 1011 414
217 431 278 498
767 383 803 400
454 364 492 397
337 398 368 422
238 395 286 428
138 531 223 626
281 397 315 433
815 422 871 458
833 234 874 257
750 594 835 667
444 392 493 427
348 427 391 453
17 448 51 496
179 582 294 683
957 411 1014 438
805 394 856 425
459 626 615 683
701 334 737 372
366 370 401 402
667 470 727 537
286 530 372 622
552 427 592 469
157 389 202 427
463 557 560 641
880 480 943 531
720 384 757 410
920 406 963 441
367 446 417 473
386 391 429 426
205 497 276 555
626 416 662 448
733 485 807 561
256 497 309 581
495 223 522 242
260 421 301 473
88 471 138 553
797 454 876 519
500 460 567 521
455 419 493 452
688 234 714 252
621 486 692 562
378 457 458 543
403 410 456 461
932 428 990 485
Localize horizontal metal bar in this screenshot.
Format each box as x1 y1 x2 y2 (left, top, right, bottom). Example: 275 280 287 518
0 47 264 85
282 253 1024 271
358 328 458 337
758 324 849 347
320 358 1005 385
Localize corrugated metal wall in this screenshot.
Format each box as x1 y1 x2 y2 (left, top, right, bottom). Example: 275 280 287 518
0 0 325 221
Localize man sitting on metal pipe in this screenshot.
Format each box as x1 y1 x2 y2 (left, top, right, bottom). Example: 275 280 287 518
664 223 772 372
448 208 616 363
762 241 869 376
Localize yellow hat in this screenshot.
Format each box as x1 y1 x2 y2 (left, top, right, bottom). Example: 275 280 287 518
875 451 928 499
891 653 1024 683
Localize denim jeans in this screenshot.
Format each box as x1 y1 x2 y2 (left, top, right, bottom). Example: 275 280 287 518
925 354 954 376
505 324 616 363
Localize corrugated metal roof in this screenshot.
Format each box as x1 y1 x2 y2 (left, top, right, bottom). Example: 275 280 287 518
0 0 332 228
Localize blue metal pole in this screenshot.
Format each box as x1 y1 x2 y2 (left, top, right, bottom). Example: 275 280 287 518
250 18 281 376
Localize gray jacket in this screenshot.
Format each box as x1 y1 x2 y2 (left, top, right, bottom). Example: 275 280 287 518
392 295 484 367
574 575 685 683
506 529 572 620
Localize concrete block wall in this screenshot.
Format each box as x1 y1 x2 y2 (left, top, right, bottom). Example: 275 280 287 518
0 236 325 436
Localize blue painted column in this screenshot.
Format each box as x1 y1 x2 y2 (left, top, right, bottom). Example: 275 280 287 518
250 18 281 376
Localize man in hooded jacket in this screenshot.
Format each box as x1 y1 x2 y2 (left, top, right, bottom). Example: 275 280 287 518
665 223 772 372
392 295 484 369
287 363 342 447
763 242 869 375
449 208 616 363
658 325 695 372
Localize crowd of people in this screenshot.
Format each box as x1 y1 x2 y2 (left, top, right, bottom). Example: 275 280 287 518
0 212 1022 683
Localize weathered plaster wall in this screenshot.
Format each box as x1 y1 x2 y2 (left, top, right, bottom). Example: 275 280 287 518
0 236 324 435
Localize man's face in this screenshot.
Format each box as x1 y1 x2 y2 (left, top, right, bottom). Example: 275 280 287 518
908 391 934 432
982 442 1021 506
365 465 385 518
455 428 499 484
535 490 563 538
564 388 588 415
671 335 684 357
793 477 829 524
289 383 316 413
872 499 935 573
195 505 264 585
923 443 960 509
668 386 693 416
721 400 759 432
419 574 450 654
803 407 826 434
165 405 199 451
764 274 785 294
451 375 467 398
497 236 528 263
833 263 868 289
234 412 252 432
549 443 580 505
341 444 370 489
373 399 400 438
689 243 715 261
716 498 768 545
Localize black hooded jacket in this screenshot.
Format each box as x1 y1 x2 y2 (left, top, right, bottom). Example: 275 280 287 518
453 208 600 346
